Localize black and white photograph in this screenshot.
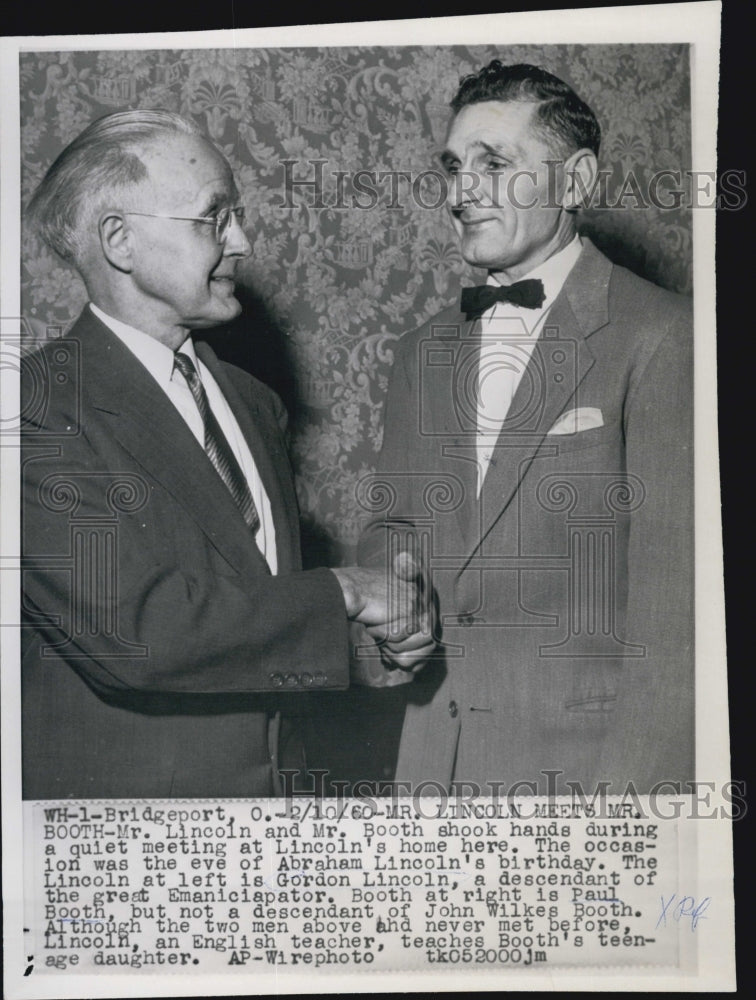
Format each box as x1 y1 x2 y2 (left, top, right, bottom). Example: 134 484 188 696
1 2 735 994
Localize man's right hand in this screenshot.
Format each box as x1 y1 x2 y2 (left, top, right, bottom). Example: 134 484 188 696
332 550 433 648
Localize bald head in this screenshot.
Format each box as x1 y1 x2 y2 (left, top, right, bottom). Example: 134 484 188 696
26 110 205 271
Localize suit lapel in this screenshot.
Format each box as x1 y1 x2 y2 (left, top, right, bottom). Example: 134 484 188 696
74 311 270 578
466 240 613 557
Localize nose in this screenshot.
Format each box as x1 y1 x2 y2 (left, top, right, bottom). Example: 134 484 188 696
223 211 252 258
448 168 479 212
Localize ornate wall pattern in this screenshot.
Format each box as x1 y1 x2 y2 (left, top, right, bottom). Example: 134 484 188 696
20 45 692 565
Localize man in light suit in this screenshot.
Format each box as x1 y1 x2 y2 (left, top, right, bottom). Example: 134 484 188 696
359 62 693 795
21 110 434 800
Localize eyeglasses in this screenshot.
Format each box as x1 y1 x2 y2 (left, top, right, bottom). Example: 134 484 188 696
123 206 246 244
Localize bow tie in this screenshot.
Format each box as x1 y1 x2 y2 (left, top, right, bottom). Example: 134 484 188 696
461 278 546 318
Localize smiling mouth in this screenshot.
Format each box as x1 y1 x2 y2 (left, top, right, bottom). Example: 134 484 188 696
454 214 495 227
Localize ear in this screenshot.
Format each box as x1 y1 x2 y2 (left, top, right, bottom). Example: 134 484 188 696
561 148 598 211
98 211 134 274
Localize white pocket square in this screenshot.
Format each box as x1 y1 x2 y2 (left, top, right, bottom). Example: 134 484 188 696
547 407 604 435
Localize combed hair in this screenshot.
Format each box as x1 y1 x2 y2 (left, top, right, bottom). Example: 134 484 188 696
451 61 601 156
26 109 203 265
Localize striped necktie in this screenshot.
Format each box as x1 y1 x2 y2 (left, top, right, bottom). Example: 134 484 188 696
173 351 260 534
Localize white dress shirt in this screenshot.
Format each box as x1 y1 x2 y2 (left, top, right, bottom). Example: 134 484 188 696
89 303 278 572
474 235 583 494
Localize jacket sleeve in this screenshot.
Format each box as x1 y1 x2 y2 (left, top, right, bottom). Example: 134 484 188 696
357 332 419 570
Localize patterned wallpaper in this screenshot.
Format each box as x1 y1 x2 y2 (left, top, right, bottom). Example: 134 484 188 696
20 45 692 566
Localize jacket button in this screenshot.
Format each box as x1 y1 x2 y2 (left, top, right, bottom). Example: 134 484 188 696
449 700 459 718
300 672 313 686
284 673 299 688
313 672 327 686
269 673 284 688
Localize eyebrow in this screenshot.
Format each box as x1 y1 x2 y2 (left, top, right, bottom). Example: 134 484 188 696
196 188 239 215
440 139 521 166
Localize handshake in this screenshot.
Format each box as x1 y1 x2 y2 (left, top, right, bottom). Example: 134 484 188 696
332 548 436 673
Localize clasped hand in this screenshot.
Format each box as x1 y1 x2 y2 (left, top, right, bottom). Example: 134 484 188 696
333 551 436 672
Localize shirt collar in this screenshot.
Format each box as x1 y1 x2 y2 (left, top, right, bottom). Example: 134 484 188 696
487 234 583 309
89 303 198 385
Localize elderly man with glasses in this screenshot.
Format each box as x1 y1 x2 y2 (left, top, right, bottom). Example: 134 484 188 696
21 110 434 800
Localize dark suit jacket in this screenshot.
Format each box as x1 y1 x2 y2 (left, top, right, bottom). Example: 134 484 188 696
360 240 693 795
21 307 349 799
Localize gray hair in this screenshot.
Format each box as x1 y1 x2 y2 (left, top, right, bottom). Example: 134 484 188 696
26 109 204 266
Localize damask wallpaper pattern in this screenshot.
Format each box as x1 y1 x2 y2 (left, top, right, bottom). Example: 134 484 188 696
20 45 692 565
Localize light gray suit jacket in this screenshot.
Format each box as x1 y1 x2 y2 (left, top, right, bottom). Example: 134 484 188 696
360 240 693 795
